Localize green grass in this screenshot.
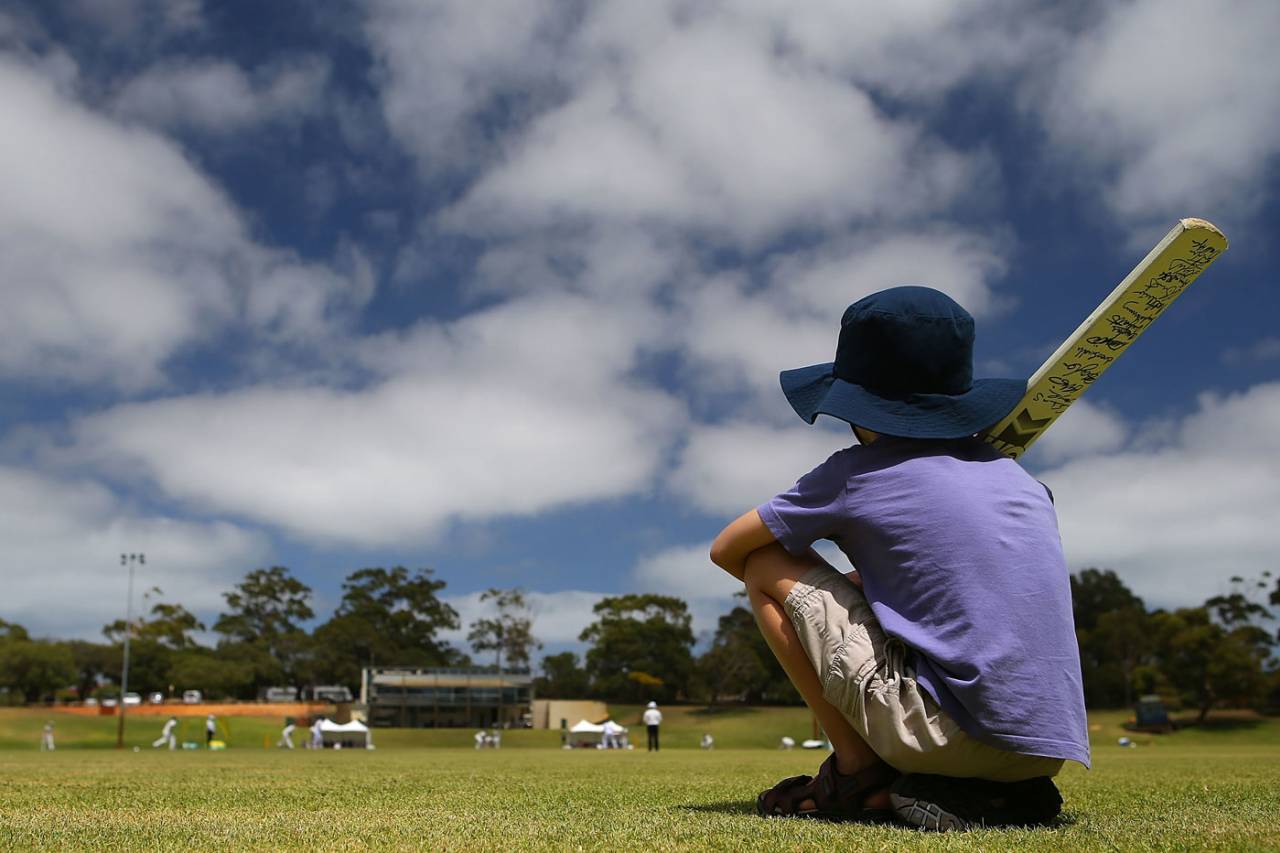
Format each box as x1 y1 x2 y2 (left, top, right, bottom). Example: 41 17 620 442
6 704 1278 752
0 705 826 751
2 709 1278 851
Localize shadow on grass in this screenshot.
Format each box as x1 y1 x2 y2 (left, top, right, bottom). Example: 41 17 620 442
677 801 756 816
676 803 1079 831
686 706 763 719
1172 716 1265 733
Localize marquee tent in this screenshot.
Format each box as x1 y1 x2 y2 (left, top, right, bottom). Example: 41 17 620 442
319 718 373 750
566 719 628 749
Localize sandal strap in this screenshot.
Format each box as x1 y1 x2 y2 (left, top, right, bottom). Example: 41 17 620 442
812 754 898 814
757 773 815 816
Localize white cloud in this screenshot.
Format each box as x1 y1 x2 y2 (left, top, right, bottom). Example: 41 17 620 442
771 229 1009 319
632 542 739 603
0 56 369 390
631 542 745 640
365 0 569 172
1023 399 1129 466
668 421 854 517
1222 336 1280 366
67 294 686 546
446 7 976 244
0 465 269 640
469 225 691 300
675 276 834 409
1043 382 1280 608
367 0 1280 246
365 1 1017 430
735 0 1052 100
112 57 330 134
675 229 1010 413
1034 0 1280 230
443 589 605 652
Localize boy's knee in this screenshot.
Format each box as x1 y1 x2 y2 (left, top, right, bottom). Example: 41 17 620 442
741 543 785 593
744 543 824 602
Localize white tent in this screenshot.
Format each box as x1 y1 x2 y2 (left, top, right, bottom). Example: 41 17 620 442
566 719 605 748
319 718 373 750
566 719 628 748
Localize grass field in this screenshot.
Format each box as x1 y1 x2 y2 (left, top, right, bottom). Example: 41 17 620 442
1 708 1278 851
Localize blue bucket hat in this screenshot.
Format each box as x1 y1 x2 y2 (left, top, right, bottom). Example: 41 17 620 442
780 286 1025 439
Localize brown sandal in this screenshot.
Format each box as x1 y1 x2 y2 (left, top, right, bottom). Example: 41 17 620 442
756 754 898 822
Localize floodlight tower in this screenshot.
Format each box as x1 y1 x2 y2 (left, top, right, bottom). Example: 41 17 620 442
115 553 144 750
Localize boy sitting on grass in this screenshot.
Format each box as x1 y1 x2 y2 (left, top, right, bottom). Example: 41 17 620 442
710 286 1089 830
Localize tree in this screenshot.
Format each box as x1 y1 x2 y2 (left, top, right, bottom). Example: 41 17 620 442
214 567 314 643
694 604 799 705
167 650 254 700
694 640 766 705
104 594 205 650
1206 575 1273 629
535 651 590 699
1089 608 1151 709
1071 568 1149 707
0 620 30 643
100 590 208 695
468 588 541 673
206 641 287 699
579 594 695 702
0 640 76 703
64 640 116 702
214 567 314 689
1071 568 1145 632
1148 607 1272 723
311 567 462 689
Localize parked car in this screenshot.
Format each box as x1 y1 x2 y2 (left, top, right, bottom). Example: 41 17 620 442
182 690 203 704
123 692 142 706
307 685 353 703
84 697 99 707
148 692 165 705
102 698 118 708
262 686 298 703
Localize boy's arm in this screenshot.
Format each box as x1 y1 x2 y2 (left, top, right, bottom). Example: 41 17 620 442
709 509 778 582
711 508 865 589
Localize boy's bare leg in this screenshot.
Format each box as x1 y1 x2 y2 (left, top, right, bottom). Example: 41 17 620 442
744 543 891 809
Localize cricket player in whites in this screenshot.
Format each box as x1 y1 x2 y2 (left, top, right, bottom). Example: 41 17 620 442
153 716 178 750
711 287 1088 830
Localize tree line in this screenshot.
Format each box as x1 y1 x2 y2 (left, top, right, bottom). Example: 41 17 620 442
0 564 795 707
1073 568 1279 720
1 565 1277 716
0 566 532 705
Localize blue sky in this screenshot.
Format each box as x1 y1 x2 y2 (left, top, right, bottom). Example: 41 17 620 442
2 0 1279 657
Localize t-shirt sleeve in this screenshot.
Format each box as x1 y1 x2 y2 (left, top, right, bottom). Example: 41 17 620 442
756 451 849 556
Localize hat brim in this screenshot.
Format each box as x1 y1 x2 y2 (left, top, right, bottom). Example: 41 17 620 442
780 362 1027 440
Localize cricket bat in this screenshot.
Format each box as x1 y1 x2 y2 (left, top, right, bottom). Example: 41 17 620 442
980 218 1228 459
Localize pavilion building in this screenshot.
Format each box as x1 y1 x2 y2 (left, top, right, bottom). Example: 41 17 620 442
360 667 533 728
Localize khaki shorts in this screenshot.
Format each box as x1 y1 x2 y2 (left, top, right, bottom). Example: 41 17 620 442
784 564 1064 782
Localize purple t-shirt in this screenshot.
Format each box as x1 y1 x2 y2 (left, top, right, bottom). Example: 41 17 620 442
758 436 1090 767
